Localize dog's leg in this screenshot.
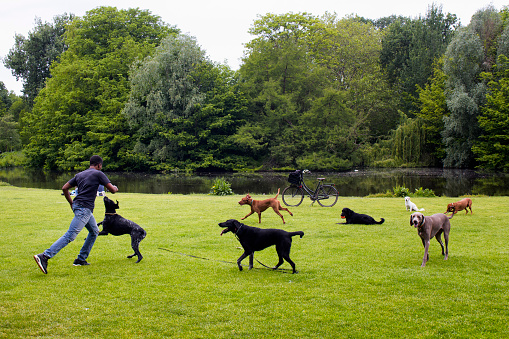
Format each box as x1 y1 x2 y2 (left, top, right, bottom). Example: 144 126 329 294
274 243 298 273
435 229 445 256
278 203 293 217
272 208 286 224
241 210 254 221
128 230 145 263
257 212 262 223
422 238 430 267
273 253 284 270
249 253 254 270
443 231 449 261
237 252 250 271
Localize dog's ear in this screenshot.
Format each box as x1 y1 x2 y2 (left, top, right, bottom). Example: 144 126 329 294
410 214 413 227
115 200 119 209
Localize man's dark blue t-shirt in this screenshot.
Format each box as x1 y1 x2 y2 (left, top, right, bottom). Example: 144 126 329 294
67 168 110 212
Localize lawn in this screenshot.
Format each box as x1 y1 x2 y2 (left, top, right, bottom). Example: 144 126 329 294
1 185 508 338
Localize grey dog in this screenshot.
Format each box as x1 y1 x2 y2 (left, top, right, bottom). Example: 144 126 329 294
410 212 453 267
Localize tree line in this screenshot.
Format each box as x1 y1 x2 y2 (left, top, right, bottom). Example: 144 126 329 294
1 4 507 172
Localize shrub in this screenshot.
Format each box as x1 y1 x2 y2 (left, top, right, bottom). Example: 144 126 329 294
209 177 234 196
392 185 410 197
413 187 436 197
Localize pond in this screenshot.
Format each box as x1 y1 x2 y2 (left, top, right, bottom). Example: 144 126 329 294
1 167 508 197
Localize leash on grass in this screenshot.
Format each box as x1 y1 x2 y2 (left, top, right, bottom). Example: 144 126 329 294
158 247 292 273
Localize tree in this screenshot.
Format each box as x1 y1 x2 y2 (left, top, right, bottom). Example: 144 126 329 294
3 14 74 105
123 34 249 171
0 82 24 152
238 13 398 170
22 7 176 170
415 57 449 162
380 4 458 115
442 6 502 167
473 55 509 170
238 13 323 167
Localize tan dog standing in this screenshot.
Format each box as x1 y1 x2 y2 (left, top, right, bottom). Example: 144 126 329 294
239 189 293 224
410 212 453 267
445 198 473 215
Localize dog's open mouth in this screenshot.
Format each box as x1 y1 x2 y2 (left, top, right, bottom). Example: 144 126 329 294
220 228 229 236
341 216 345 219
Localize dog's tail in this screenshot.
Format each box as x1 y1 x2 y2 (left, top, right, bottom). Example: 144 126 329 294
419 208 425 211
376 218 385 224
290 231 304 238
275 188 280 199
447 213 454 220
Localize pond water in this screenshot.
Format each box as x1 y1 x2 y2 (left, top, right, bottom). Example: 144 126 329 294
1 167 508 197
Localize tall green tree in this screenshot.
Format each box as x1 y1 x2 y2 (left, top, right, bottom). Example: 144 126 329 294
380 4 458 115
238 13 323 167
415 57 449 162
123 34 248 171
239 13 397 170
3 14 74 105
22 7 176 170
473 55 509 170
442 6 502 167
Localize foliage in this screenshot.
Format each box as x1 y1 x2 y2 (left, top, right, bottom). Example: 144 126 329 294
380 4 458 115
413 186 437 197
8 5 509 172
3 187 509 337
387 185 436 197
473 55 509 171
238 13 398 170
442 6 503 168
21 7 176 171
0 84 26 153
208 177 234 195
124 34 249 171
0 151 27 167
392 185 410 197
3 14 75 105
415 57 449 162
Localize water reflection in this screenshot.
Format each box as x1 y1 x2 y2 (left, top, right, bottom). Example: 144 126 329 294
0 167 507 197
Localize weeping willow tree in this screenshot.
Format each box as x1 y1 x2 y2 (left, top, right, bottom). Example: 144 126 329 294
370 117 430 167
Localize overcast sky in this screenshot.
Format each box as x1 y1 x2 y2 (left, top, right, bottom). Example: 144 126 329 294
1 0 505 95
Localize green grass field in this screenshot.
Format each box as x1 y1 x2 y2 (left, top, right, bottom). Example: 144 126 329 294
1 185 508 338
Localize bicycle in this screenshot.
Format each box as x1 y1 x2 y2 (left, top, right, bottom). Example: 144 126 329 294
282 170 338 207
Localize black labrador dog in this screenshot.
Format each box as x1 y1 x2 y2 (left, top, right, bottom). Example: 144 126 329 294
339 207 385 225
219 219 304 273
97 196 146 263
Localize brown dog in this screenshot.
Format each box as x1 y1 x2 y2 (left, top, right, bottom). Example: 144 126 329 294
239 189 293 224
445 198 473 215
410 212 453 267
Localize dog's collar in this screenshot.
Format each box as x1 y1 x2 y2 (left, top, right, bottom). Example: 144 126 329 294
417 218 424 230
234 223 243 234
104 212 117 215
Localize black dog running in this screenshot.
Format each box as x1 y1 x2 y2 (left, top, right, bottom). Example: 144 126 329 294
219 219 304 273
97 196 146 263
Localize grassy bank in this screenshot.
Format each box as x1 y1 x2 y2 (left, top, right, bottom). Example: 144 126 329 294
1 186 508 338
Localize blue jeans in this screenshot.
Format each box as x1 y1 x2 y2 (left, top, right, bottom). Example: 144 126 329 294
44 205 99 261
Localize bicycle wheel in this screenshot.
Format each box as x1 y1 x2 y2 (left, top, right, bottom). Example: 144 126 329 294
282 186 304 207
316 184 339 207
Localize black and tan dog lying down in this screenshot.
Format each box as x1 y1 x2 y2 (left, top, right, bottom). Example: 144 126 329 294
97 196 146 263
219 219 304 273
339 208 385 225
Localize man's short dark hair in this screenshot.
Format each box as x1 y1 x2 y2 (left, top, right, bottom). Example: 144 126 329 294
90 155 103 166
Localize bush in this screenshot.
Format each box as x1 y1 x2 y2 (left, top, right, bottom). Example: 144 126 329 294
0 151 27 167
392 185 410 197
209 177 234 196
413 187 436 197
